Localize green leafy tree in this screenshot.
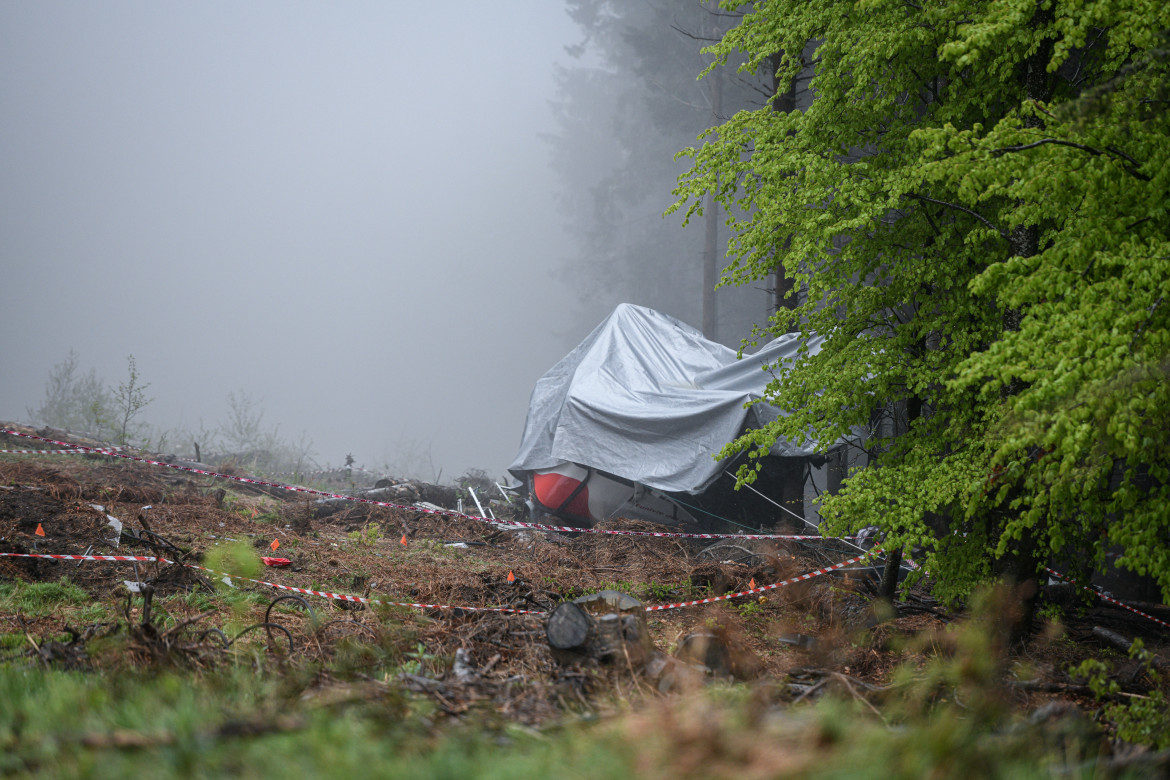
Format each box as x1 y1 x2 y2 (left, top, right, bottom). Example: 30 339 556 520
672 1 1170 607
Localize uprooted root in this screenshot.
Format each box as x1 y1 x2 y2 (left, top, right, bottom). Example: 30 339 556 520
4 620 118 671
6 589 311 671
124 586 312 666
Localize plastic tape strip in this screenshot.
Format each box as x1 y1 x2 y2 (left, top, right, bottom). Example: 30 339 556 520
1 548 876 615
1044 567 1169 630
0 552 545 615
645 547 880 612
0 429 859 543
0 449 117 454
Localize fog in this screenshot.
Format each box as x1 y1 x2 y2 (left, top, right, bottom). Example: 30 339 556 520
1 2 779 482
1 2 594 480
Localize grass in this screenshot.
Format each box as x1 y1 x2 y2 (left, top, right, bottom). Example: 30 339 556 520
0 663 632 779
0 578 104 620
0 453 1163 777
0 581 1160 778
0 647 1119 780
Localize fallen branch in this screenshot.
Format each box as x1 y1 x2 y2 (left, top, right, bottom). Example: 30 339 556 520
78 714 305 750
1092 626 1167 670
832 671 889 725
791 676 830 703
1010 679 1152 701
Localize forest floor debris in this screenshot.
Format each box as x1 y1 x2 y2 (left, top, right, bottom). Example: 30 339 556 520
1 434 1168 777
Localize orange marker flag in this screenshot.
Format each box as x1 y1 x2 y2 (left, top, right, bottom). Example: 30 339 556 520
270 538 280 551
34 523 46 537
400 534 408 547
507 570 515 583
749 578 756 590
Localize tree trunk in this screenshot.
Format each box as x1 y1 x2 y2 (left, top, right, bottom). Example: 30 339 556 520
878 392 924 599
763 52 808 521
769 51 800 329
879 548 903 601
702 64 723 341
996 8 1055 649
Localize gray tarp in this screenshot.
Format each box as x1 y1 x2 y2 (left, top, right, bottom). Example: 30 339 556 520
508 303 825 494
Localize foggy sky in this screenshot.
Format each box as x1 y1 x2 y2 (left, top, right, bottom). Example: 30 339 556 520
1 2 591 480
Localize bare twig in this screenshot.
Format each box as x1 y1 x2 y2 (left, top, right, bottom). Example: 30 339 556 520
833 672 890 725
792 676 830 703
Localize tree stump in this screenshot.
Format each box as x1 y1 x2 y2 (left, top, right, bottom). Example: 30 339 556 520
673 629 764 680
546 590 653 667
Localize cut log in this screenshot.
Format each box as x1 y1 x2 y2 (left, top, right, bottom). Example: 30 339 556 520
545 589 653 667
314 482 459 519
1092 626 1167 670
547 602 591 651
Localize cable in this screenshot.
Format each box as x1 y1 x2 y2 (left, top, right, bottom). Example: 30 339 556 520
665 494 769 534
723 469 915 575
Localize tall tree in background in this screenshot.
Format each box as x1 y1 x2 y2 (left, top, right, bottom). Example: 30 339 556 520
673 1 1170 609
549 0 778 344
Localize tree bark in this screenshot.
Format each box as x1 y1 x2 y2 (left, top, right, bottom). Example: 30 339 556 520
702 64 723 340
879 549 903 601
996 7 1055 649
546 602 591 651
769 51 800 330
879 383 923 599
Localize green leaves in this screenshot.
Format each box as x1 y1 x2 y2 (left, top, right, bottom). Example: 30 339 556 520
680 1 1170 602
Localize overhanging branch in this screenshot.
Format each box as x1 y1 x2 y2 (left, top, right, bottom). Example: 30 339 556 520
991 138 1150 181
903 194 1009 239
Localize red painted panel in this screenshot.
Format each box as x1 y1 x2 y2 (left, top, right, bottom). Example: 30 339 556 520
532 472 592 520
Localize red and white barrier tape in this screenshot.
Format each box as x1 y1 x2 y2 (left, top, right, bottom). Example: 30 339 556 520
0 429 854 543
1044 567 1170 630
646 547 881 612
0 553 158 562
0 547 874 615
11 431 1163 629
0 449 116 455
0 552 545 615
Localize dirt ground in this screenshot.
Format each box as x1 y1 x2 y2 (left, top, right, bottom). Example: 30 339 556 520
2 430 1168 730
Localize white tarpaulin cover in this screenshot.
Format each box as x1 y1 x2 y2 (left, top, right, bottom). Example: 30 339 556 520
508 303 825 494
